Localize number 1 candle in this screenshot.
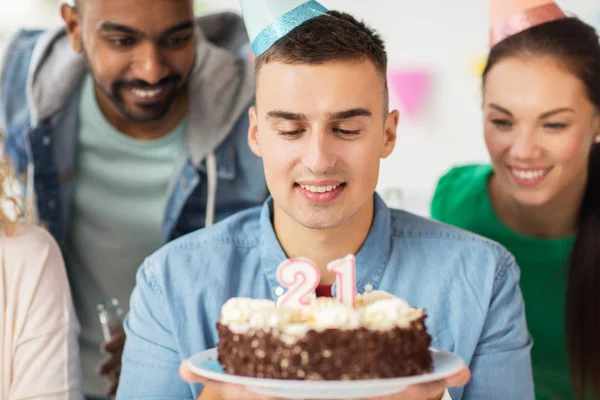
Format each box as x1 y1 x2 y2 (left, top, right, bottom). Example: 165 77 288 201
327 254 356 308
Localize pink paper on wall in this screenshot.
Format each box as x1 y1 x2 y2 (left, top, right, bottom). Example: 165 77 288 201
388 70 431 120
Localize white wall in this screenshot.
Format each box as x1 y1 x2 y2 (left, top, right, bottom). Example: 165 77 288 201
2 0 599 216
199 0 600 215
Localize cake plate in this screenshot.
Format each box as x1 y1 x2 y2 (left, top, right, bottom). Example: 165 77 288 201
187 348 464 400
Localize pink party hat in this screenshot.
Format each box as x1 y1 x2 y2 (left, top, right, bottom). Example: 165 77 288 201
489 0 566 47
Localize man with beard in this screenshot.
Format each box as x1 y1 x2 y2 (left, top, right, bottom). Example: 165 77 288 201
0 0 268 398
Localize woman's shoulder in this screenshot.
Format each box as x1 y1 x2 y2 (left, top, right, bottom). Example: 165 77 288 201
431 164 494 224
1 223 62 269
2 223 58 249
435 164 492 190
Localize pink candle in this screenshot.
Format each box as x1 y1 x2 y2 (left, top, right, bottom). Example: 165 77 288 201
276 257 320 307
327 254 356 308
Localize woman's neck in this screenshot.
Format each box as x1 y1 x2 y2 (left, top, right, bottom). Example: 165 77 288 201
488 173 584 239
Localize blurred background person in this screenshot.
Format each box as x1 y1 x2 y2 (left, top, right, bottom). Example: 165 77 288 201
432 1 600 398
0 137 83 399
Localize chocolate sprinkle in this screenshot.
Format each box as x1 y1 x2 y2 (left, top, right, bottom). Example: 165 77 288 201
216 315 433 380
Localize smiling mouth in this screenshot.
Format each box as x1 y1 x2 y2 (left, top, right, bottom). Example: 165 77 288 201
508 166 553 182
298 183 343 193
131 87 164 98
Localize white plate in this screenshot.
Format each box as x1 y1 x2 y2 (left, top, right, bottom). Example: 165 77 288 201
188 347 465 399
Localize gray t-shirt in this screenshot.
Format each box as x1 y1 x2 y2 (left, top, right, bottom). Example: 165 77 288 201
67 74 186 396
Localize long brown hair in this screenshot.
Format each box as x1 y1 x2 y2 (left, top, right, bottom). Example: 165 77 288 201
482 17 600 399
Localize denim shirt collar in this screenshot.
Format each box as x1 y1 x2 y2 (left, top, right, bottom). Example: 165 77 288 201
259 193 391 296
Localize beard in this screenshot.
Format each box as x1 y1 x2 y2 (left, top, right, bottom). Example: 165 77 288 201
81 44 192 123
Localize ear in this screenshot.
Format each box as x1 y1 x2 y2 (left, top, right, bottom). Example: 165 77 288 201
381 109 399 158
248 106 262 157
593 111 600 139
61 4 83 53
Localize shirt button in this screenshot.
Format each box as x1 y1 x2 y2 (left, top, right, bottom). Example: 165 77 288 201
364 283 374 292
274 287 285 296
42 136 51 146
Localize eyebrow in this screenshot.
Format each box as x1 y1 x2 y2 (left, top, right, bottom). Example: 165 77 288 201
326 108 372 120
161 21 195 36
98 21 195 38
266 108 372 121
266 110 308 121
488 104 513 116
98 22 137 34
488 103 575 119
539 108 575 119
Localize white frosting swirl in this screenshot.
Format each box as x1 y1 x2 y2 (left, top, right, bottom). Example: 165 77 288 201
311 304 362 329
247 307 303 329
355 290 396 307
220 298 277 324
360 298 413 329
219 291 424 336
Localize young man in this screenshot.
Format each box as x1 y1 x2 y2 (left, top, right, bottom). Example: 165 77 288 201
0 0 267 397
118 2 534 399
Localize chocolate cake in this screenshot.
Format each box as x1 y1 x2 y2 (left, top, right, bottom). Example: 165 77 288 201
216 291 433 380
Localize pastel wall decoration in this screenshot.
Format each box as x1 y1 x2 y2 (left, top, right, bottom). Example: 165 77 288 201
471 56 488 78
387 69 432 120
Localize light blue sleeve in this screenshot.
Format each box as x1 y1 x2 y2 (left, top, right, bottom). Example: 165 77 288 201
454 256 535 399
117 258 194 399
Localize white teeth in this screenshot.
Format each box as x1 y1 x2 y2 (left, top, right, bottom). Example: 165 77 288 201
300 184 340 193
132 88 163 98
510 168 549 181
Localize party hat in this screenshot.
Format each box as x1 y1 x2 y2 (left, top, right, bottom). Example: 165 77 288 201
239 0 328 57
489 0 566 47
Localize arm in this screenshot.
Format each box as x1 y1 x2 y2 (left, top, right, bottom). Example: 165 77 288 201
9 228 82 400
198 388 223 400
458 255 534 399
117 258 194 399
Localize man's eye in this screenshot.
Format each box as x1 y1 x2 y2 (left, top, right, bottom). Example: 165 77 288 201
163 36 192 47
278 129 303 137
334 128 360 135
109 37 135 47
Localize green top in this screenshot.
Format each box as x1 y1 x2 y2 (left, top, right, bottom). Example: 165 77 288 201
431 164 575 400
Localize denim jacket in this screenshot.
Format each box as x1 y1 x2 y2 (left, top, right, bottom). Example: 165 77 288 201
118 194 534 400
0 12 269 249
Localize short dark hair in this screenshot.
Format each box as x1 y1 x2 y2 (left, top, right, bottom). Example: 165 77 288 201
255 10 389 111
483 17 600 400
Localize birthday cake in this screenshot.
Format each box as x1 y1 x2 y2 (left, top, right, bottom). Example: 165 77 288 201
216 290 433 380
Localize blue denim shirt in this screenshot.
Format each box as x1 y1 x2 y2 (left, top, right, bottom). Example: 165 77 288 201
118 194 534 399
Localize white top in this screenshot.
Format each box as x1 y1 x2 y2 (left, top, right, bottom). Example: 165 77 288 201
0 223 83 400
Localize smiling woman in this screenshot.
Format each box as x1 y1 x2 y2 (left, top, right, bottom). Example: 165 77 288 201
431 3 600 399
